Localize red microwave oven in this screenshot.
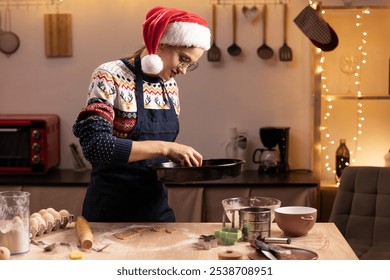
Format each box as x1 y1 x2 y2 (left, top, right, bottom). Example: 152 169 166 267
0 114 60 174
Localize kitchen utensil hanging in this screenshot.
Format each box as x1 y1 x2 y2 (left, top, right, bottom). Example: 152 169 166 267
0 11 4 36
227 4 242 56
279 4 292 61
242 1 260 23
0 7 20 56
207 4 221 62
257 5 273 59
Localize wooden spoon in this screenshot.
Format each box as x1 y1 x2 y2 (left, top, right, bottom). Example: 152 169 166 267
279 4 293 62
227 4 242 56
257 5 273 60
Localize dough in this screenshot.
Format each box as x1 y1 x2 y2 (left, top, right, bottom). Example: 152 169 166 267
133 227 148 233
165 227 178 234
151 226 166 232
114 230 140 240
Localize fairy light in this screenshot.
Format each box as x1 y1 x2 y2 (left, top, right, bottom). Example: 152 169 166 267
319 8 370 175
351 8 370 163
318 49 336 174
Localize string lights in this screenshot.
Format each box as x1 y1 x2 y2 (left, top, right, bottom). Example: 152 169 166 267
319 8 370 177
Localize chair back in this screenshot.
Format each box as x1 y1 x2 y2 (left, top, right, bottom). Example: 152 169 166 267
329 166 390 259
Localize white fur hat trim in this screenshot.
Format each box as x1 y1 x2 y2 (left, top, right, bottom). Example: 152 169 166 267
160 22 211 50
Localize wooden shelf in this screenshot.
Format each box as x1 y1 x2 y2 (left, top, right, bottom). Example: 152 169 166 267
210 0 289 5
322 95 390 100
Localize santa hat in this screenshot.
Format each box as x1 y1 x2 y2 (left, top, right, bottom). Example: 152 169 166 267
142 6 211 74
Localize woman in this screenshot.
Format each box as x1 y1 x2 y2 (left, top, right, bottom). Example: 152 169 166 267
73 6 211 222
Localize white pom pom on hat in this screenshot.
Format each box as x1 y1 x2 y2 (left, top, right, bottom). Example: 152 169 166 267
141 54 164 75
141 6 211 75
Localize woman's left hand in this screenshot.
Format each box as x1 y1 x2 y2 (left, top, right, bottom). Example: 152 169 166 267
129 140 203 167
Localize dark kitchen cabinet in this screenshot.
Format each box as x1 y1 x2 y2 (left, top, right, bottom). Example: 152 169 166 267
0 169 319 222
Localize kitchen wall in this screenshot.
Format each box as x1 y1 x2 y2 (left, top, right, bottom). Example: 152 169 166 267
0 0 386 171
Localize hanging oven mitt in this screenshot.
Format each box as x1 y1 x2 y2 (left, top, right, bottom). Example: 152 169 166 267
294 4 338 52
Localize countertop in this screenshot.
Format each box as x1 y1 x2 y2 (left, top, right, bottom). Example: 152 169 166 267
12 222 357 260
0 169 319 187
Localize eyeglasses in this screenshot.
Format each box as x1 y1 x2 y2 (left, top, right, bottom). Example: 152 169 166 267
175 48 199 72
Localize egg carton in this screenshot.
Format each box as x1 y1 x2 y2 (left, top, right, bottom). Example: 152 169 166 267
30 208 74 239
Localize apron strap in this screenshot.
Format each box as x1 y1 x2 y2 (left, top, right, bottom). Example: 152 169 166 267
120 56 145 119
120 55 176 117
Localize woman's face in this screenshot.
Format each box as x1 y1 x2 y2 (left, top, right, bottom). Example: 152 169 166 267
157 45 205 81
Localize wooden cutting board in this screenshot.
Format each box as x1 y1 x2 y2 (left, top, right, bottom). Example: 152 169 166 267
44 14 72 57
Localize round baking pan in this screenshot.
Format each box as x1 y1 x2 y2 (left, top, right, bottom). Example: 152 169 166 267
149 158 245 182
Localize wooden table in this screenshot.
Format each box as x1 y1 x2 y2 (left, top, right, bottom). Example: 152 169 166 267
12 223 357 260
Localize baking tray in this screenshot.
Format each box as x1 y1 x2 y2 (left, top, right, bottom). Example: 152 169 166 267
149 158 245 182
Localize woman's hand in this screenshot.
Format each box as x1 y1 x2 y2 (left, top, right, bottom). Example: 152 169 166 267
129 140 203 167
164 142 203 167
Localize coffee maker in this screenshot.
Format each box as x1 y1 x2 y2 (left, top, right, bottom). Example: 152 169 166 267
252 127 290 173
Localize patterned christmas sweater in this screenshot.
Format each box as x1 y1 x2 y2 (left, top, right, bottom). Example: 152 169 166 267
73 59 180 166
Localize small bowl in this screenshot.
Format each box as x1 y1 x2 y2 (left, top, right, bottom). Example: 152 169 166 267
275 206 317 237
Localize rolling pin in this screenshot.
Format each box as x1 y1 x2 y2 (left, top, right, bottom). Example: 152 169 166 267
75 216 94 249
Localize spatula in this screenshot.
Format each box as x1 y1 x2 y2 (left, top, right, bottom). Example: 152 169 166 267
279 4 293 62
207 4 221 62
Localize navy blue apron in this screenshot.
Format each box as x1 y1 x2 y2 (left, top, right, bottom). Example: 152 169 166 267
82 55 178 222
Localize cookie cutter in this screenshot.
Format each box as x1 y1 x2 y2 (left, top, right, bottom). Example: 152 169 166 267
198 235 218 250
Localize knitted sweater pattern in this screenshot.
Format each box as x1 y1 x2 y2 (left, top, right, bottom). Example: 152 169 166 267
73 60 180 165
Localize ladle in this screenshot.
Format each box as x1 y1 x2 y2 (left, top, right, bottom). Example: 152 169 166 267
257 5 273 60
227 4 242 56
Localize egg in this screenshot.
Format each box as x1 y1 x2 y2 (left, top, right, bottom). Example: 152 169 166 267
47 208 61 230
59 209 70 220
30 217 39 230
31 212 42 219
42 213 55 233
0 247 11 260
34 215 47 236
42 212 55 224
12 216 24 225
47 208 60 219
59 209 70 227
29 217 39 238
39 209 49 216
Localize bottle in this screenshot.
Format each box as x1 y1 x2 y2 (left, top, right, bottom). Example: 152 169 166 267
335 139 350 183
385 148 390 167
